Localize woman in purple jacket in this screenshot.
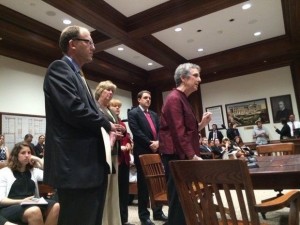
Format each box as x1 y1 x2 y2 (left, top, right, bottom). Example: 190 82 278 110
159 63 211 225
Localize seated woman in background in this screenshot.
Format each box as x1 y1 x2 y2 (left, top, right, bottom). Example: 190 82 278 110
0 142 59 225
274 118 291 140
0 135 10 169
210 138 225 159
222 137 244 159
231 136 254 158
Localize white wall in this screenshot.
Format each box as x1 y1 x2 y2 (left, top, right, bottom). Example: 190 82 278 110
200 66 298 142
162 66 298 142
0 56 133 143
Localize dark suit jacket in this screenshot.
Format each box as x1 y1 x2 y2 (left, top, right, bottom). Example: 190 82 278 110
208 130 224 143
43 56 111 189
275 123 291 139
159 89 199 160
199 145 213 159
128 106 159 164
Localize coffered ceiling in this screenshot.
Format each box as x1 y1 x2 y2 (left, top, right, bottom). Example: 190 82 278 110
0 0 299 91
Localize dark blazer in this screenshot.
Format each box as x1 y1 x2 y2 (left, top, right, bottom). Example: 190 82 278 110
226 128 240 141
199 145 213 159
128 106 159 161
275 123 291 139
43 56 111 189
208 130 224 143
34 143 44 158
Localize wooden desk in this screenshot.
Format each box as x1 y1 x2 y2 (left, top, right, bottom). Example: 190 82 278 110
249 155 300 189
281 138 300 154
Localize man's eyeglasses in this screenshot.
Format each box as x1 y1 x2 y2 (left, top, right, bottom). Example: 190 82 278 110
72 38 94 47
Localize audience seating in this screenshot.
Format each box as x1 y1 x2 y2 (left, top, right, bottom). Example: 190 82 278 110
139 154 168 208
256 142 294 156
170 159 300 225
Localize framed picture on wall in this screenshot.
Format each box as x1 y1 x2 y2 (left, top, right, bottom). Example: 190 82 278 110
205 105 225 130
225 98 270 126
270 94 293 123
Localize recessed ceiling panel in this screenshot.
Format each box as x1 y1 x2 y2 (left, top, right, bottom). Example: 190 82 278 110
103 0 169 17
105 44 162 71
0 0 94 31
153 0 285 60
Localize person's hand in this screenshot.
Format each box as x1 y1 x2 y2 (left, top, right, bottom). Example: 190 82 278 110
110 122 117 132
115 130 124 140
115 124 126 133
149 140 159 152
22 196 35 202
192 155 203 160
198 112 212 130
29 155 43 169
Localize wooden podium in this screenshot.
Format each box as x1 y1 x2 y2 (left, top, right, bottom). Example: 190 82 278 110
281 138 300 154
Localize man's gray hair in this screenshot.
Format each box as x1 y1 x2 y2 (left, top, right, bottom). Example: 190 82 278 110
174 63 200 87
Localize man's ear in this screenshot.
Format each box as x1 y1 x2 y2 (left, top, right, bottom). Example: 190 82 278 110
69 39 76 50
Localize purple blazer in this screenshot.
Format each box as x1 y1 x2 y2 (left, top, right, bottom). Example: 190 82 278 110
159 89 199 159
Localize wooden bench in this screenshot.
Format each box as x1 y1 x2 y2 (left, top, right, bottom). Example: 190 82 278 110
256 142 295 156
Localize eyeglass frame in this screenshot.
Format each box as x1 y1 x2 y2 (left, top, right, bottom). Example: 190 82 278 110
72 38 95 47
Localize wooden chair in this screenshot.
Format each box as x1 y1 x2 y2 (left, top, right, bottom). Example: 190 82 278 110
200 152 215 159
169 159 300 225
256 142 295 219
38 182 56 199
139 154 168 208
256 142 294 156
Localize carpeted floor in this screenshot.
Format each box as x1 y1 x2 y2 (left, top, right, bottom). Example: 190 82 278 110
127 190 293 225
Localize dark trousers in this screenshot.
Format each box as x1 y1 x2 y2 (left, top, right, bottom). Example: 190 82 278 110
161 154 186 225
119 161 130 224
57 180 107 225
135 160 163 222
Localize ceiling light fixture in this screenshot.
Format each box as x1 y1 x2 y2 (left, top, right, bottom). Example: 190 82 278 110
63 19 71 25
148 63 153 66
254 31 261 36
174 27 182 32
117 47 124 51
242 3 252 10
197 48 204 52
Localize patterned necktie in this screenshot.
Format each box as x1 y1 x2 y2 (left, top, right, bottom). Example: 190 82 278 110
144 110 157 139
79 70 92 96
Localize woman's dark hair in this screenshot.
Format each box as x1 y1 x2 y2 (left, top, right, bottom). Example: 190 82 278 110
8 141 34 171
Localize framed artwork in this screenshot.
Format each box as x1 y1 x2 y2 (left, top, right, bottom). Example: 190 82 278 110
270 94 293 123
205 105 225 130
225 98 270 126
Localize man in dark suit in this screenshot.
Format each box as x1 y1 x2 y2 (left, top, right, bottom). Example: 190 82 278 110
199 137 213 159
34 134 45 158
208 124 224 143
128 90 167 225
43 25 116 225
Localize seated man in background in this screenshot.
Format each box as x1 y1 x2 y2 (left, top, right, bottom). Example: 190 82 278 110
253 121 269 145
199 137 213 159
34 135 45 158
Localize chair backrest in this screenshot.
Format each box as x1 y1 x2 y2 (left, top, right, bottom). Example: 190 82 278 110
169 159 261 225
256 142 294 156
139 154 168 208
